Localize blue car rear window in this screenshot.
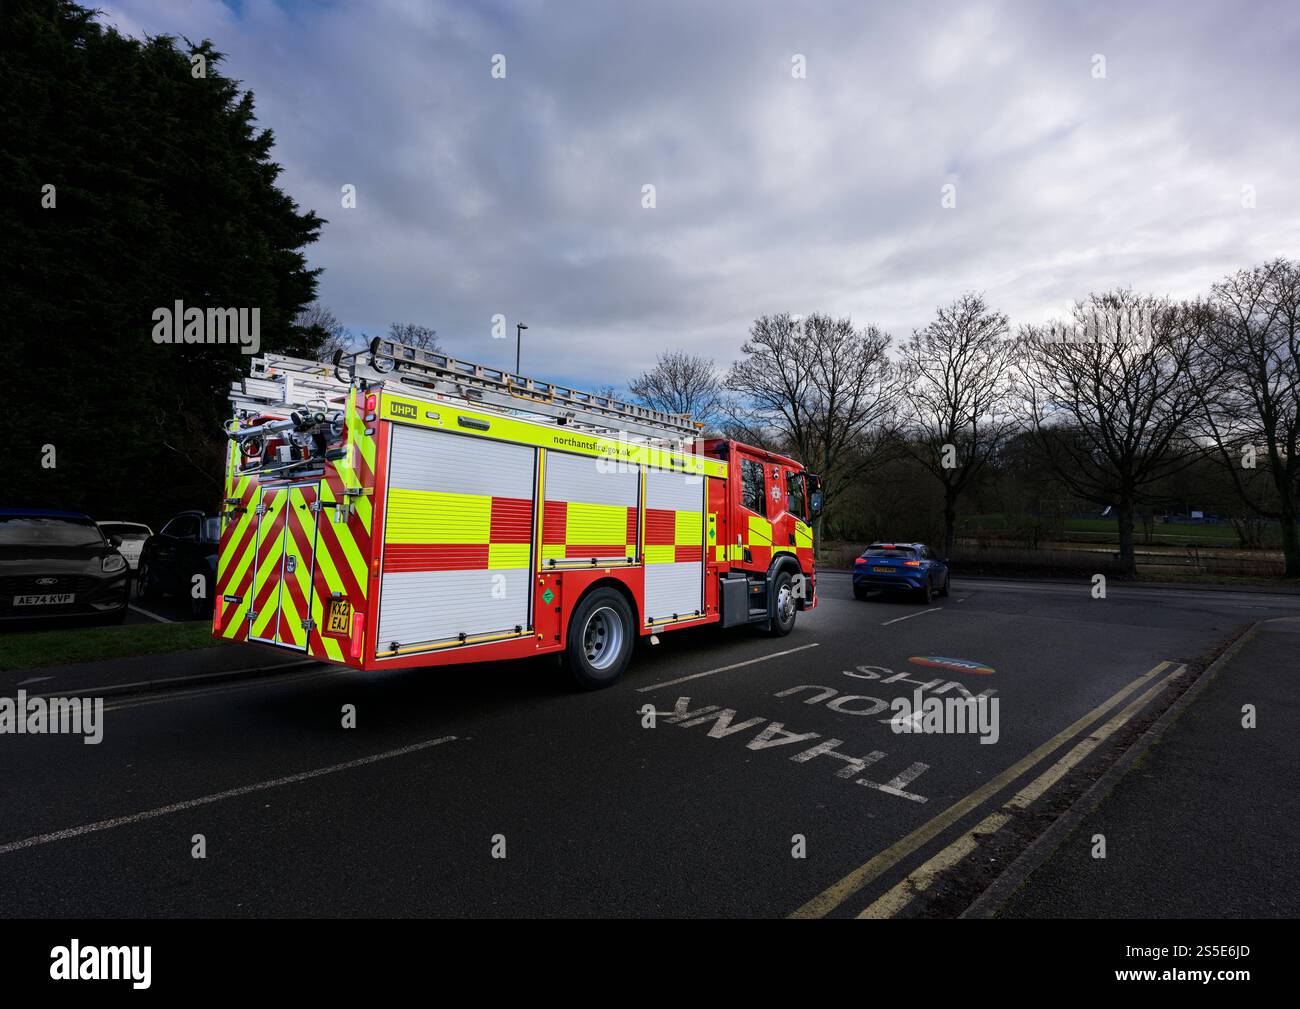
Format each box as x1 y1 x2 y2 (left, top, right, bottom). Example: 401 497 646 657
864 547 917 558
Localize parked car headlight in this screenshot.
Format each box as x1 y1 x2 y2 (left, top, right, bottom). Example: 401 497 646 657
103 553 127 574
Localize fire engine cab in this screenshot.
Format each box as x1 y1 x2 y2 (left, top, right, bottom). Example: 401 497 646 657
213 338 821 687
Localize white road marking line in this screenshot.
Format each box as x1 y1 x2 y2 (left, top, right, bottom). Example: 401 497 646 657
128 604 173 624
16 676 54 686
635 643 820 692
0 735 457 856
881 607 942 626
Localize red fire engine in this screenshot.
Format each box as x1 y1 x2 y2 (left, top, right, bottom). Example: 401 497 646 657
213 339 821 687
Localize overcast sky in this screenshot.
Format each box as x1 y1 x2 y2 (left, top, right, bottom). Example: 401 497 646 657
100 0 1300 389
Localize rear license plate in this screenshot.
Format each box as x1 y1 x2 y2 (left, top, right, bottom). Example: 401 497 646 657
871 566 893 573
326 600 352 634
14 593 75 606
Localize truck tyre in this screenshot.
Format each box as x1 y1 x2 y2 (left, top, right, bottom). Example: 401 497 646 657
565 588 635 689
767 570 797 636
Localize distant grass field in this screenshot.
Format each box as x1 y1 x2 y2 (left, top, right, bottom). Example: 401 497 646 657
1063 519 1242 542
0 621 215 671
964 513 1277 546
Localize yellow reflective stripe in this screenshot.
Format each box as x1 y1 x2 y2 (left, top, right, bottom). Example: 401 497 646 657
566 501 627 545
645 544 675 565
353 490 372 535
675 510 702 545
795 521 813 548
384 488 490 543
541 544 566 561
748 516 773 546
489 543 530 569
354 390 376 472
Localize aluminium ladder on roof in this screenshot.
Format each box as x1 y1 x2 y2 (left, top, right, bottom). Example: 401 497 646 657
228 339 702 445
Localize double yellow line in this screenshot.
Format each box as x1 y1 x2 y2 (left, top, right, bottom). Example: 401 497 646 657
791 659 1186 919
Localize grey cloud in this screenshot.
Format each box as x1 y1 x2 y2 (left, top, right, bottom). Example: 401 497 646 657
101 0 1300 385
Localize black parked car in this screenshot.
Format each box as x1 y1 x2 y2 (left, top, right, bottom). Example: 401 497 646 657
0 509 129 625
135 510 221 618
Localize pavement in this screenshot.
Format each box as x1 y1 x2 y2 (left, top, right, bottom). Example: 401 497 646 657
989 616 1300 918
0 639 316 697
0 573 1295 917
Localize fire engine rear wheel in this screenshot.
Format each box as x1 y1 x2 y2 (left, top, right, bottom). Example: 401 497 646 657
566 588 635 689
768 571 797 636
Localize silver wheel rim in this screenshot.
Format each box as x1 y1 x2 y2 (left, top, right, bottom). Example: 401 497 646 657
777 583 794 623
582 606 624 670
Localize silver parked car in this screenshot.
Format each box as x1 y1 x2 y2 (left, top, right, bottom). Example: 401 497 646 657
96 521 153 572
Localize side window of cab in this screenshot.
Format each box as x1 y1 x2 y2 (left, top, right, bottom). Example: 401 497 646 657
786 470 806 520
740 458 766 514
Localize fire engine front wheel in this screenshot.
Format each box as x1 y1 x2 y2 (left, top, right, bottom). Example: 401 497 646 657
566 588 635 689
768 571 797 636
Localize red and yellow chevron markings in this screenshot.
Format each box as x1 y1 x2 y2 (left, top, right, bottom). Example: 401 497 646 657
249 488 288 641
274 485 318 649
214 442 258 642
307 391 374 662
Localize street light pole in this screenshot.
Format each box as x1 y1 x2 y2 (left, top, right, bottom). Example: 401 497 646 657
515 322 528 374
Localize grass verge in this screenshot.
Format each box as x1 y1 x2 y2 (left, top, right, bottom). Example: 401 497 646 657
0 621 215 671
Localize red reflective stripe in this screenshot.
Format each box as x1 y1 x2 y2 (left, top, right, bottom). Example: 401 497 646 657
675 545 703 563
542 501 567 544
253 565 282 612
644 509 674 545
384 543 490 572
490 497 532 543
625 506 637 544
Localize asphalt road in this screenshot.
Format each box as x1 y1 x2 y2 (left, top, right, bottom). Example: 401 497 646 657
1 574 1296 917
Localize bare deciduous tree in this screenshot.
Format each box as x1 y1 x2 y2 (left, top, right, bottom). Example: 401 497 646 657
1196 259 1300 577
295 302 353 364
899 292 1016 559
726 312 898 540
388 322 442 353
628 349 724 432
1019 291 1212 574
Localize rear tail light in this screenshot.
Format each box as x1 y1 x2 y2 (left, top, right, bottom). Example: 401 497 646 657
213 597 224 631
349 612 364 659
904 560 922 567
854 557 867 565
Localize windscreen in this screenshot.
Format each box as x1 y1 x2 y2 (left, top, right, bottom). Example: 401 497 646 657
0 516 104 547
864 545 917 559
100 523 150 541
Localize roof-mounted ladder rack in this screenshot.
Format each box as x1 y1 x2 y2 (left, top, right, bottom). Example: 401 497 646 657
342 338 701 443
229 338 702 444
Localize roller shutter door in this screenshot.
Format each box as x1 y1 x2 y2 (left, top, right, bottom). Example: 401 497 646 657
541 451 639 568
643 468 705 623
377 426 535 654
